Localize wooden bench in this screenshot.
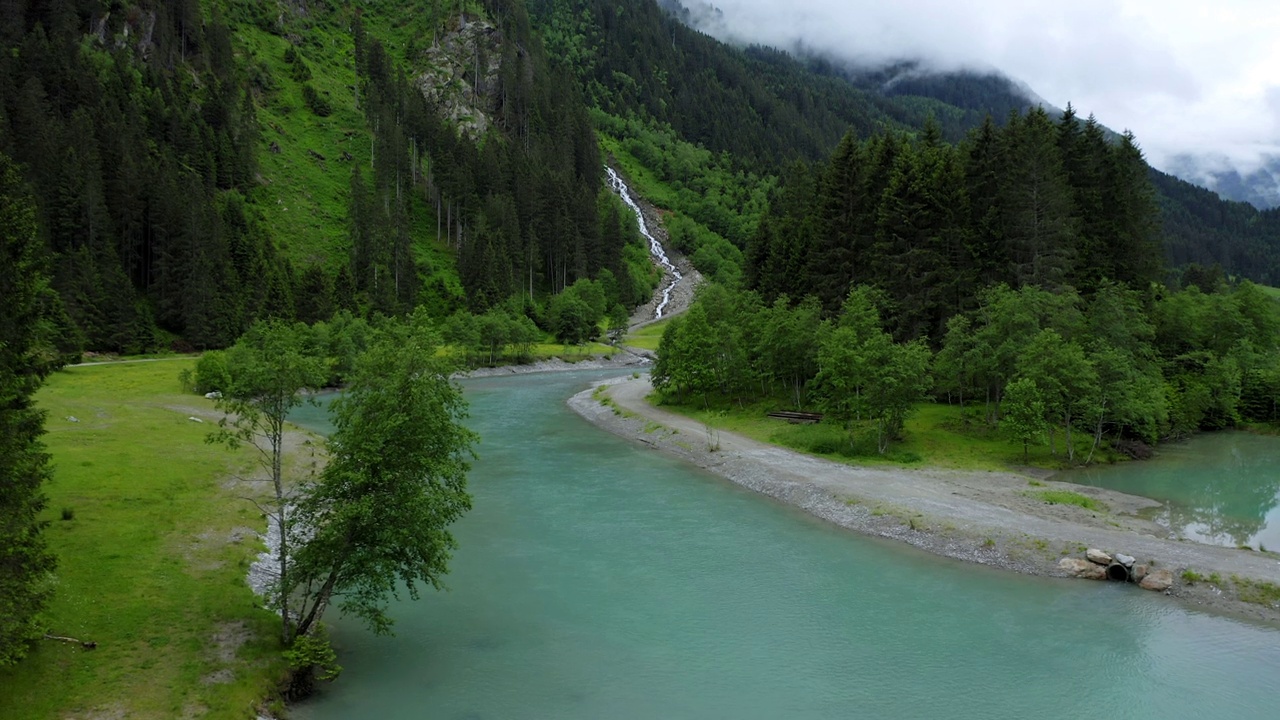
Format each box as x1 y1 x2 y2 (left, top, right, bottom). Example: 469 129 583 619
766 410 824 424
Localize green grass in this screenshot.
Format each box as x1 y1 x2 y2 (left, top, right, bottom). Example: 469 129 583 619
0 361 293 719
1026 490 1109 513
231 2 461 309
532 342 618 361
235 19 369 266
624 317 674 351
1232 576 1280 606
653 395 1094 471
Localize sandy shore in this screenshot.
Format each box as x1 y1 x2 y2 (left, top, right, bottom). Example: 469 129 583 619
570 374 1280 625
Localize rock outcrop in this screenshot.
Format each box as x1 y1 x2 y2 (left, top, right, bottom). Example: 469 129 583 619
1059 557 1106 580
1063 549 1174 593
1140 569 1175 592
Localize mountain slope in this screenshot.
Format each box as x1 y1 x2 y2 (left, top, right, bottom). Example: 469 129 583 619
543 0 1280 285
1168 154 1280 211
0 0 658 351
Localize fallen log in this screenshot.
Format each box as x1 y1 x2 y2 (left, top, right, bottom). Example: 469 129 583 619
44 633 97 650
767 411 824 424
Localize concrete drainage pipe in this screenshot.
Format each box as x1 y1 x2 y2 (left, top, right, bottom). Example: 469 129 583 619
1106 563 1132 582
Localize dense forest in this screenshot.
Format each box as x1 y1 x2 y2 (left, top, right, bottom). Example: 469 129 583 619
1 0 1276 356
653 108 1280 456
536 0 1280 288
747 107 1161 340
0 0 655 355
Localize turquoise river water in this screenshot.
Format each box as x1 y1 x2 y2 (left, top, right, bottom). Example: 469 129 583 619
290 371 1280 720
1066 432 1280 551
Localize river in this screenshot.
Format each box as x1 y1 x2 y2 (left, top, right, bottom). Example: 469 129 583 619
290 371 1280 719
1065 431 1280 551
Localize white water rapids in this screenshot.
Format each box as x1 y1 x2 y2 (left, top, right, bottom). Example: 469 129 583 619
606 166 683 319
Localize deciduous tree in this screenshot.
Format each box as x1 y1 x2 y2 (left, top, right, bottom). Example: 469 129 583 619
209 320 326 644
290 319 477 639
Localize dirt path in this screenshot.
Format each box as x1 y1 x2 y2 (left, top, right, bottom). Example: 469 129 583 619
571 374 1280 624
70 356 194 367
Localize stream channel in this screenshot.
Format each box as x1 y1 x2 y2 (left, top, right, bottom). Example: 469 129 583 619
289 370 1280 719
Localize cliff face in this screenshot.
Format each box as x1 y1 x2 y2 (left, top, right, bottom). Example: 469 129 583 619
415 16 504 140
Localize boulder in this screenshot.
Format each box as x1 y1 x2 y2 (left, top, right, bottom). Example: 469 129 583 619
1059 557 1107 580
1132 565 1148 582
1114 553 1136 567
1140 569 1174 592
1086 548 1112 565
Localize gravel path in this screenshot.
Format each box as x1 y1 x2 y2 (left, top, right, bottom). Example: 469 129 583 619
571 374 1280 624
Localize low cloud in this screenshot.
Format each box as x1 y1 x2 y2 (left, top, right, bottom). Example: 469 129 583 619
693 0 1280 172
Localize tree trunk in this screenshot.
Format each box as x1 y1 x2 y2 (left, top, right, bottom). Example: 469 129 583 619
1086 415 1104 465
294 569 340 640
271 420 292 644
1064 409 1074 462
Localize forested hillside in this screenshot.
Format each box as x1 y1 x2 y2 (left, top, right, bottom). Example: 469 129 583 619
652 107 1280 456
535 0 1280 287
748 108 1160 341
2 0 1277 355
0 0 654 354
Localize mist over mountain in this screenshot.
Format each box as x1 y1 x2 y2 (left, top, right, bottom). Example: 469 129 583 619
659 0 1043 116
1168 154 1280 210
659 0 1280 210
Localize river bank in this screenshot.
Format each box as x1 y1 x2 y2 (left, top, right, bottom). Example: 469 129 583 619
455 348 652 379
570 374 1280 625
0 360 289 720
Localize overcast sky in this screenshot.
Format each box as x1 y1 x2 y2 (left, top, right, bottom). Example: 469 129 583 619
698 0 1280 174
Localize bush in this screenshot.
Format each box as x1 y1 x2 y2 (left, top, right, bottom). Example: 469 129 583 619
1029 490 1108 513
192 351 232 394
282 630 341 700
301 85 331 117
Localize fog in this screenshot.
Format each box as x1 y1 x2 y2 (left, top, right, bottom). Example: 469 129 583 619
687 0 1280 174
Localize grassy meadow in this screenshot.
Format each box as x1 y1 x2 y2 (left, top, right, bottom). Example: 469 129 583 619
0 360 294 720
623 317 673 351
656 394 1103 472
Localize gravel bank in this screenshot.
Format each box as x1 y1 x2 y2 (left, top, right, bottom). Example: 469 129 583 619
570 374 1280 625
455 350 651 379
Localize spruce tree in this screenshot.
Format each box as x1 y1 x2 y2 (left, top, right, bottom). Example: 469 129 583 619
999 108 1077 289
0 152 58 666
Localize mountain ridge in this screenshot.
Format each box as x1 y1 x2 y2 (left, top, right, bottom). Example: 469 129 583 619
658 0 1280 212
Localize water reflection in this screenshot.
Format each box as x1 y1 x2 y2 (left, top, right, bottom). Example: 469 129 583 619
1068 432 1280 549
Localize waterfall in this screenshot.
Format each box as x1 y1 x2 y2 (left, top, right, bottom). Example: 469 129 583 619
606 166 684 319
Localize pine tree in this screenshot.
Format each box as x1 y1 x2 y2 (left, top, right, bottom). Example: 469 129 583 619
805 132 868 311
0 152 58 666
1103 132 1162 288
999 108 1077 289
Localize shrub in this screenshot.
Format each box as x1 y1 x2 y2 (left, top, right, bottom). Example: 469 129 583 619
1027 490 1108 513
301 85 331 117
192 351 232 394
